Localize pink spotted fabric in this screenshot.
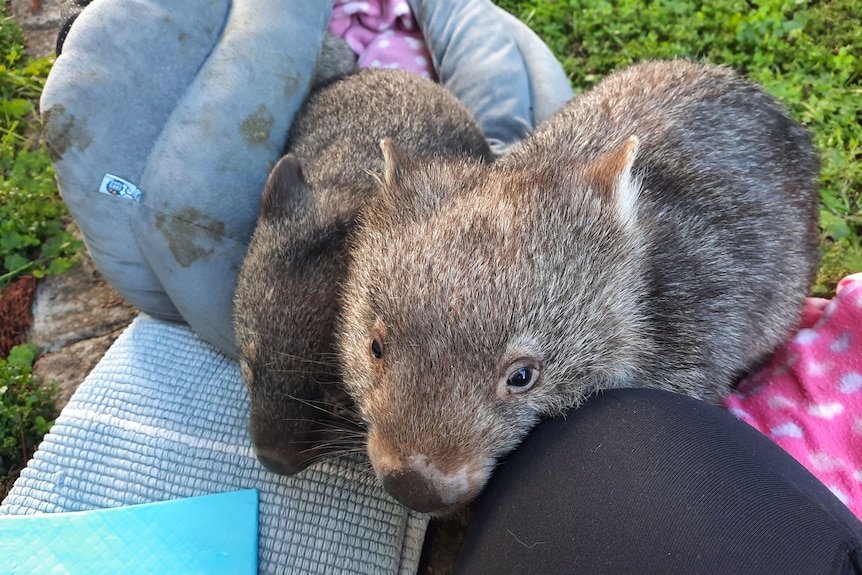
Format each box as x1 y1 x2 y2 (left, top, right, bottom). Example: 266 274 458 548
329 0 437 80
725 274 862 518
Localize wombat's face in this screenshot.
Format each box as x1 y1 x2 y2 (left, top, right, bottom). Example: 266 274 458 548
338 140 648 514
234 156 362 475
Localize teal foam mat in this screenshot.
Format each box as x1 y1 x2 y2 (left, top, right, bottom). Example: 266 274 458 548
0 489 258 574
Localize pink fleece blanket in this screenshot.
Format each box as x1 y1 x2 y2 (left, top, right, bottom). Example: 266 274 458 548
329 0 437 80
726 274 862 518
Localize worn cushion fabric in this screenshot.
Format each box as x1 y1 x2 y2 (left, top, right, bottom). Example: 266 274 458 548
41 0 573 357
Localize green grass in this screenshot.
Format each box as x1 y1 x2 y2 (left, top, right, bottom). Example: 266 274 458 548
495 0 862 294
0 344 56 499
0 13 62 500
1 14 80 287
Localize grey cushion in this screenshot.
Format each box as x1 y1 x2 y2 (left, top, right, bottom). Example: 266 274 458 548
41 0 573 358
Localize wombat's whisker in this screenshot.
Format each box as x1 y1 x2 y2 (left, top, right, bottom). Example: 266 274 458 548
263 368 336 377
298 447 367 466
278 350 342 362
286 437 364 447
279 393 362 426
301 439 365 453
263 354 339 369
311 424 366 437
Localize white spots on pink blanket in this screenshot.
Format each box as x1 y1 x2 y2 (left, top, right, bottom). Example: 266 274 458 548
724 276 862 519
840 372 862 394
830 486 850 506
393 1 411 16
342 1 371 15
804 359 832 377
727 407 752 420
330 0 437 80
809 452 846 472
793 328 819 346
829 331 852 353
808 403 845 419
770 422 804 439
766 395 798 410
405 37 424 50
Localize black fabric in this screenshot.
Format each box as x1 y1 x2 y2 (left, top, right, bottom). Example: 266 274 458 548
56 0 92 56
455 388 862 574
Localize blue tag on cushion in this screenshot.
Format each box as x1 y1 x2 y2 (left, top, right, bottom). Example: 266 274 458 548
99 173 143 202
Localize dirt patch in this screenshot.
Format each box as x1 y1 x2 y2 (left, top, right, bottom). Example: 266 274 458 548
0 276 37 357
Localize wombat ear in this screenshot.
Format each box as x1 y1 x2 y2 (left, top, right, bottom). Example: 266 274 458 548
585 135 641 227
380 138 418 188
260 153 311 220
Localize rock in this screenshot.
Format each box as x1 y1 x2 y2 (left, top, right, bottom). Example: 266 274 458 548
28 254 137 409
32 327 128 410
10 0 63 59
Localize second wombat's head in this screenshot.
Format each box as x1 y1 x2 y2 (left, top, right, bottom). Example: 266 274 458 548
338 138 652 514
235 155 362 476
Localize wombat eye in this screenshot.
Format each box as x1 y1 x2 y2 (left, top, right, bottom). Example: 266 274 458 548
501 362 540 395
370 338 383 359
508 368 533 389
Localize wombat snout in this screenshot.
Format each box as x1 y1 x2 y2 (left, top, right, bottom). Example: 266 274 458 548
369 441 492 514
254 446 309 476
381 469 447 514
246 384 361 475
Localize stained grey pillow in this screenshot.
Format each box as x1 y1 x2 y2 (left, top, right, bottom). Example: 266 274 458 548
41 0 572 358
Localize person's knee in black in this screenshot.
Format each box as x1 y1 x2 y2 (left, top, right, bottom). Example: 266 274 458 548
455 388 862 574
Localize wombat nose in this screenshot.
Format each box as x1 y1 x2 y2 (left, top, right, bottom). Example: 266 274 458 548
381 469 446 513
255 449 309 476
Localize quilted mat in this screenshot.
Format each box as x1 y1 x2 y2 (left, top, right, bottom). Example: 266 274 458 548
0 315 427 574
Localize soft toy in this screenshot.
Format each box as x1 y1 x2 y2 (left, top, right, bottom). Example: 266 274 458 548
42 0 573 358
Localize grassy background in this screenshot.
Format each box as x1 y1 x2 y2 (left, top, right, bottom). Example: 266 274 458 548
1 15 79 286
495 0 862 294
1 13 62 499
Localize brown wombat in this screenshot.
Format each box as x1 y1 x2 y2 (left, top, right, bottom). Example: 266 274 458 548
337 60 821 514
233 68 493 475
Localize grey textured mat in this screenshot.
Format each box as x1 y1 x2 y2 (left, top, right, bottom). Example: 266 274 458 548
1 315 427 574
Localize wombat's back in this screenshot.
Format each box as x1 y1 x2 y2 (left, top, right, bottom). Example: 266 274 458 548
507 59 820 394
287 68 494 220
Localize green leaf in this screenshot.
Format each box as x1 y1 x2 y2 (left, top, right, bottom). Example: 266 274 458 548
7 343 39 369
3 252 30 274
0 98 33 119
820 209 852 241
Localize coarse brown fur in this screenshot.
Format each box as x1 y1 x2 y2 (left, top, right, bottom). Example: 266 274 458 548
337 60 820 514
233 68 493 475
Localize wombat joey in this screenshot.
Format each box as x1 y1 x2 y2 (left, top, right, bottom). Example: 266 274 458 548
338 60 821 514
233 68 493 475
